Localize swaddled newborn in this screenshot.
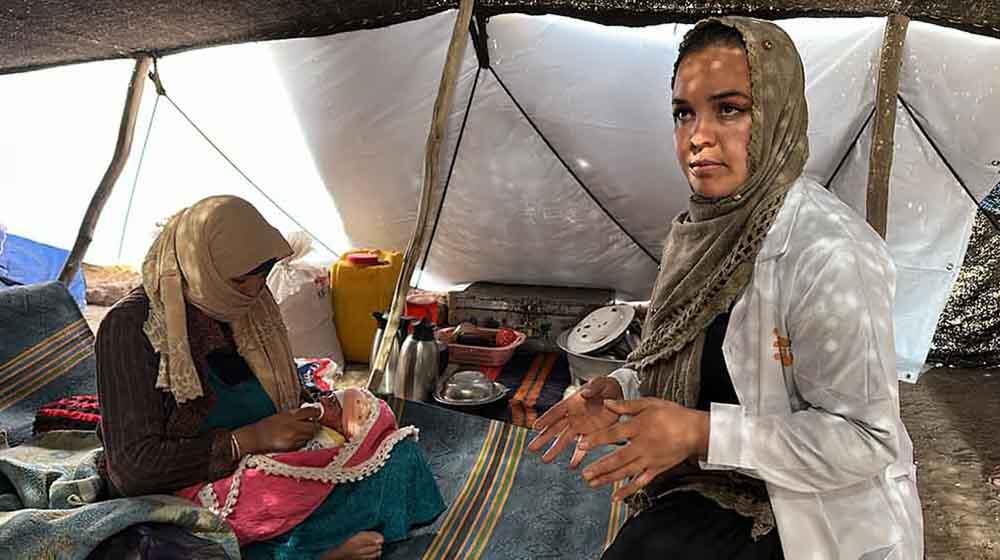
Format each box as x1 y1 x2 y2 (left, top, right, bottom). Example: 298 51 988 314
304 387 376 449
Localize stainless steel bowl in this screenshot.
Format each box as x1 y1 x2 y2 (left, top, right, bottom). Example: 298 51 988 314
434 370 508 407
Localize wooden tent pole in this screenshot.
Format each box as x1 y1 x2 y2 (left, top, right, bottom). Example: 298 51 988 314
866 14 910 239
59 55 152 285
369 0 474 391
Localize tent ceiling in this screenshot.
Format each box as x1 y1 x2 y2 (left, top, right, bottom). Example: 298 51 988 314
3 0 999 75
1 1 455 76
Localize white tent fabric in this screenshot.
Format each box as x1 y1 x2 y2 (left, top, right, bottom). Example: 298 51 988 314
891 22 1000 380
1 10 996 381
270 12 475 260
831 21 1000 380
0 44 347 267
1 60 143 260
273 13 886 300
423 69 661 297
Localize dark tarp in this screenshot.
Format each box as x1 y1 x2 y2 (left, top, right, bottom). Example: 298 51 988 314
2 0 1000 76
928 183 1000 369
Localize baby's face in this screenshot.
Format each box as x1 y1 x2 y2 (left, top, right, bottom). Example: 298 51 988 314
341 388 372 440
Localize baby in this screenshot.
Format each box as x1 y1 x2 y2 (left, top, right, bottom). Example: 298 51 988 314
304 387 377 449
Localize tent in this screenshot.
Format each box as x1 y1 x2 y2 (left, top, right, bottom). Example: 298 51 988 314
2 1 998 381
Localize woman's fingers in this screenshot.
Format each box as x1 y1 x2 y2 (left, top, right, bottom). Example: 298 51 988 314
291 407 319 421
356 532 384 546
611 469 659 502
527 424 555 453
581 376 625 400
358 534 383 558
295 419 320 437
527 416 566 453
582 444 638 484
541 425 576 463
569 438 589 470
279 419 319 449
579 419 636 451
579 377 611 398
532 399 569 431
602 398 650 416
587 457 644 489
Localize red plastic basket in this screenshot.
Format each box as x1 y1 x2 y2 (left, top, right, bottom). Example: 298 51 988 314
436 326 527 368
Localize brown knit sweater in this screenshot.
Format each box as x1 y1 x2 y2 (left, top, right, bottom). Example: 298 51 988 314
96 288 243 497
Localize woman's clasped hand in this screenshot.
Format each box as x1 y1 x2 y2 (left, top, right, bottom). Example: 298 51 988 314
236 407 322 454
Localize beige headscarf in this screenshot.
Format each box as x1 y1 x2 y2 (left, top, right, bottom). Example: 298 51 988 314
141 195 301 411
627 16 809 406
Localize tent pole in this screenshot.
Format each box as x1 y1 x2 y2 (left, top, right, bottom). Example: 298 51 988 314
865 14 909 239
59 55 152 286
368 0 474 391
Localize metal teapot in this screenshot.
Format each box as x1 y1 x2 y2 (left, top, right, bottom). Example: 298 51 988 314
395 318 440 401
369 312 412 396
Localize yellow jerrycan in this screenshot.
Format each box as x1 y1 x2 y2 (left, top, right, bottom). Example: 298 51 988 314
330 249 403 363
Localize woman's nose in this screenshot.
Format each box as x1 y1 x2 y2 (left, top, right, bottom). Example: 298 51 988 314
690 117 718 150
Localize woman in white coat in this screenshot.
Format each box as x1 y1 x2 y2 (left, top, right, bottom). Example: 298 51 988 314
527 17 923 560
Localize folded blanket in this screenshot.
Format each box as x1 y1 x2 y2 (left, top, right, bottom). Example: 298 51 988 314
33 395 101 435
0 431 239 560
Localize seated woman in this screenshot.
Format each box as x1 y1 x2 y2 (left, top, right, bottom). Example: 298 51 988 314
96 195 444 560
529 17 923 560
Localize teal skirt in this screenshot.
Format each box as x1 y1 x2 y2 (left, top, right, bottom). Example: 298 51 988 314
243 438 444 560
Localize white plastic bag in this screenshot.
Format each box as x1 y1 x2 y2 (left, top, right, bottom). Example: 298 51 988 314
268 232 345 372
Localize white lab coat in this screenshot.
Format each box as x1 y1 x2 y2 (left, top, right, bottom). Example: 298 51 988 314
612 177 923 560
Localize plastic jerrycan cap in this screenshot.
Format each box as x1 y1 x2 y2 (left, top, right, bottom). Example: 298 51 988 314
346 252 382 267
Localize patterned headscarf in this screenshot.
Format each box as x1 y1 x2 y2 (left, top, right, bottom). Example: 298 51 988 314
141 196 301 411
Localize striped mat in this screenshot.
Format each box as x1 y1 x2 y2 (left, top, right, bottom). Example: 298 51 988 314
385 398 626 560
0 283 97 446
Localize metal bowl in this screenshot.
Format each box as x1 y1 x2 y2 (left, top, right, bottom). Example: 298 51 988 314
566 305 635 355
557 330 626 384
434 370 508 407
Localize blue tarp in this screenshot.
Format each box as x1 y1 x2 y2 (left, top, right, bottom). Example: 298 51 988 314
0 229 86 310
